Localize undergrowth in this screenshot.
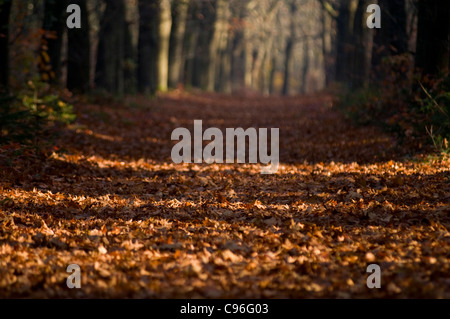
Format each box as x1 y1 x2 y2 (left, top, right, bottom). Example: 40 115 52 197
0 80 76 161
338 54 450 156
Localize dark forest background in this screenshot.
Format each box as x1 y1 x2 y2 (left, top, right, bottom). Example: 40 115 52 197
0 0 449 152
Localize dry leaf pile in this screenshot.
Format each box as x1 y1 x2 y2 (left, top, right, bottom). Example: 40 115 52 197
0 92 449 298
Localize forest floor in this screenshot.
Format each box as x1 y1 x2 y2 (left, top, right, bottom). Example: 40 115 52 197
0 92 449 298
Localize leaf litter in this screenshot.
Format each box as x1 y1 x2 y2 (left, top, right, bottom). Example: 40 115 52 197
0 92 449 298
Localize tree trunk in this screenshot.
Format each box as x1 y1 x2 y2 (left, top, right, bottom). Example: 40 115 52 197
169 0 189 88
321 1 335 87
95 0 127 94
261 36 274 95
282 38 294 96
269 55 277 95
231 24 245 92
386 0 407 55
42 0 68 84
416 0 450 77
242 3 253 90
372 0 407 79
300 41 310 94
183 2 199 88
138 0 158 94
67 0 91 93
218 28 232 93
124 20 137 94
0 0 12 90
215 1 231 93
157 0 172 92
138 0 172 94
215 9 234 94
282 2 298 96
251 40 267 92
244 40 253 89
204 0 225 92
351 0 373 88
192 1 213 89
335 0 358 85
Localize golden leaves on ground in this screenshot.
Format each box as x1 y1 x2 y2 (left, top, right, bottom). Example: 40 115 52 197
0 93 449 298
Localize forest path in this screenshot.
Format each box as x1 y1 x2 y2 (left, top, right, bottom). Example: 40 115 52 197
0 92 449 298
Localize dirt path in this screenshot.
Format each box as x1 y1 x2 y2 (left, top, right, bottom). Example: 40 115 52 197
1 92 449 298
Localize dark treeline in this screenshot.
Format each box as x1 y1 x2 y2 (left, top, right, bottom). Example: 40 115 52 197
0 0 449 95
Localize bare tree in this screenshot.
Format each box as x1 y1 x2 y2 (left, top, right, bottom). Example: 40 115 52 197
169 0 189 88
138 0 172 94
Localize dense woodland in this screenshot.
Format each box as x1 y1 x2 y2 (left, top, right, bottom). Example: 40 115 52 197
0 0 448 95
0 0 449 299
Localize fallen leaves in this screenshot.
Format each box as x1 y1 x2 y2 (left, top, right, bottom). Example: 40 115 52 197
0 92 449 298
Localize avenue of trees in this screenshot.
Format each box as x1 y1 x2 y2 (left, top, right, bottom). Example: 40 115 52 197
0 0 449 96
